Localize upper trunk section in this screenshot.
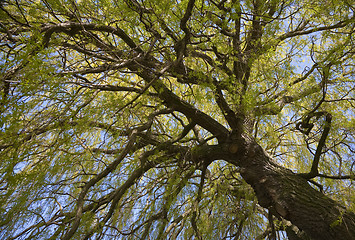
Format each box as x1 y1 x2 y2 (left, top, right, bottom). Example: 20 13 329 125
225 139 355 240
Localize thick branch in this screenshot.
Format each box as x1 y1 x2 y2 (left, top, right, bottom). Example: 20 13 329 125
136 69 229 143
299 112 332 179
41 22 144 53
180 0 195 35
214 86 239 130
255 83 322 116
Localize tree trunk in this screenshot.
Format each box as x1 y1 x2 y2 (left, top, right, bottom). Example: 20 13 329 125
222 139 355 240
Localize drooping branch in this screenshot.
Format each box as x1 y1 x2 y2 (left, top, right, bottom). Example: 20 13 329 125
190 164 206 240
56 143 227 239
61 129 138 240
279 15 355 41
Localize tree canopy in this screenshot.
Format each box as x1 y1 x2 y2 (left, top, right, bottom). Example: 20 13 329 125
0 0 354 239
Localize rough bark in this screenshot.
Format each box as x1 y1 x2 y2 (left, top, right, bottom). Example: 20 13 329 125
217 138 355 240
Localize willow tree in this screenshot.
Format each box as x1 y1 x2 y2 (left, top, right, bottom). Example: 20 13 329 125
1 0 354 239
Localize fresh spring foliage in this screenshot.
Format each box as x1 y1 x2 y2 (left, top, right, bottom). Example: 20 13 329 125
0 0 354 239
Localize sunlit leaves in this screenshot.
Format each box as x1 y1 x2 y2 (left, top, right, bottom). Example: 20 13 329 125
0 0 354 239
